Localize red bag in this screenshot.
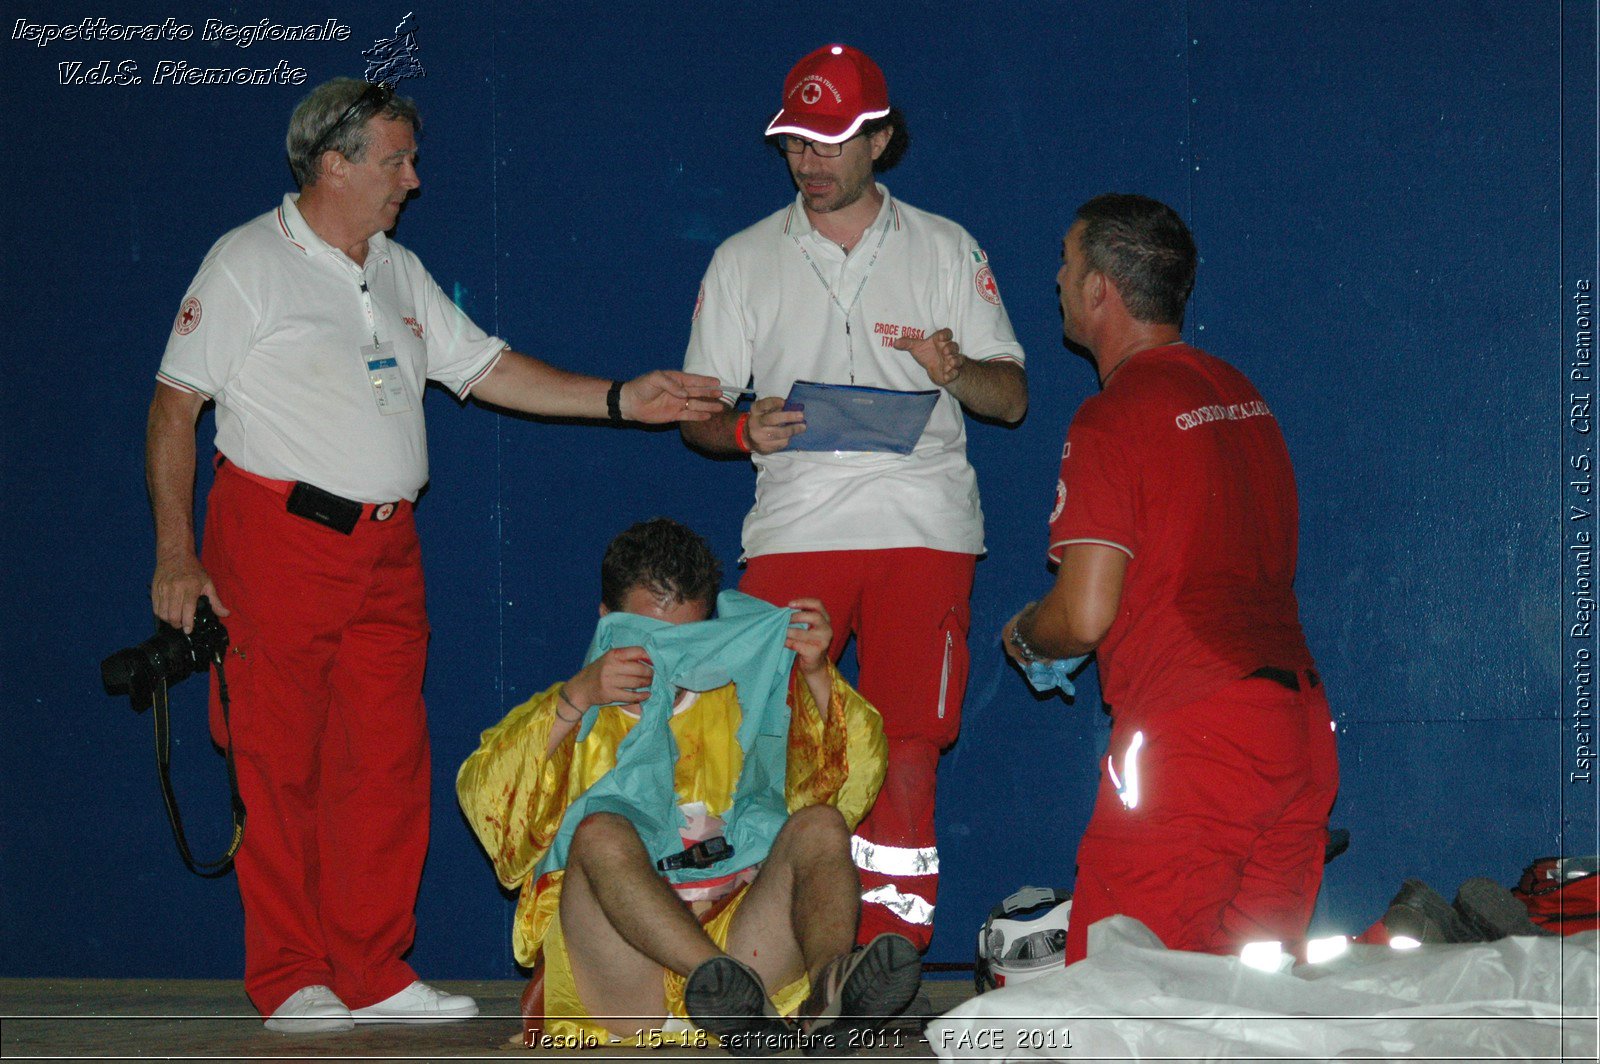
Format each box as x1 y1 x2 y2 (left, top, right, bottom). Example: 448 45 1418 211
1513 857 1600 934
520 957 546 1048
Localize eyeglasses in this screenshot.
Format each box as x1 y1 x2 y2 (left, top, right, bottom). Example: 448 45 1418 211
776 133 857 158
306 81 395 161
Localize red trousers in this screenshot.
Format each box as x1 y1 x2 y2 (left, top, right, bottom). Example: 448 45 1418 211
203 462 431 1015
1065 671 1340 964
740 548 974 951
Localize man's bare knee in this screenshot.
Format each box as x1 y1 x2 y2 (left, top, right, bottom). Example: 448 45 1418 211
569 811 644 868
773 804 851 861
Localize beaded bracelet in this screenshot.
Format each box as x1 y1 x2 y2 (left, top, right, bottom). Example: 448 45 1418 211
1008 603 1045 663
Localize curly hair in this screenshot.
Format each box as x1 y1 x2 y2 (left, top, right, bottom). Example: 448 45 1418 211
600 518 722 613
861 106 909 172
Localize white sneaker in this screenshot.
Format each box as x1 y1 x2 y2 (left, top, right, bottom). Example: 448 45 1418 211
350 980 479 1024
263 984 354 1034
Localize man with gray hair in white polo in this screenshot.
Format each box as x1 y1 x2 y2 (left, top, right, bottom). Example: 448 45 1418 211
147 76 721 1034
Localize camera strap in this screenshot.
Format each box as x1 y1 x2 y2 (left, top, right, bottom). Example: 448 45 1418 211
151 650 246 877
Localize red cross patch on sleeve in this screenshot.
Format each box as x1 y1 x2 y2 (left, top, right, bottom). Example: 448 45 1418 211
174 297 202 336
975 266 1000 306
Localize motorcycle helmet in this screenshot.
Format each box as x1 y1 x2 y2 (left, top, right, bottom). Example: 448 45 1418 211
974 886 1072 993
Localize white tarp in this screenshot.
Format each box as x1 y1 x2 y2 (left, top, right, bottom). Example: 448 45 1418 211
929 916 1598 1062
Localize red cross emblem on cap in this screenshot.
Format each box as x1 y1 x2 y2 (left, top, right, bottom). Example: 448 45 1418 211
766 44 890 143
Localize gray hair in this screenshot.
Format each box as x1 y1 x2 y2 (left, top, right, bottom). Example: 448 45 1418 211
286 77 420 189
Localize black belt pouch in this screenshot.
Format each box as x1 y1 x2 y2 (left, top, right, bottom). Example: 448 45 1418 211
286 481 362 534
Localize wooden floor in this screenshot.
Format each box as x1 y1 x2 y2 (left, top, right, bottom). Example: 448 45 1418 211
0 976 973 1061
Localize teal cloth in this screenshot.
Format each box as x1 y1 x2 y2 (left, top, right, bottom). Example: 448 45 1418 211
532 590 797 886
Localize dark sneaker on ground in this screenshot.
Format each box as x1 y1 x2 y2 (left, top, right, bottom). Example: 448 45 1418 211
684 955 794 1057
884 987 935 1032
799 933 922 1057
1454 877 1555 940
1383 879 1482 944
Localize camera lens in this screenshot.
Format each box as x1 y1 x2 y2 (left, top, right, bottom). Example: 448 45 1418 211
101 597 229 710
100 649 142 694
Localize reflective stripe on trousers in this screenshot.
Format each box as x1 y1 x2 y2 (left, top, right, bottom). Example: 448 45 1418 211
852 835 940 877
860 884 936 926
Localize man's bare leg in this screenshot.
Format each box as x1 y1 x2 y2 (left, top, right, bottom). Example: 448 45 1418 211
728 806 922 1056
725 804 860 993
560 812 720 1038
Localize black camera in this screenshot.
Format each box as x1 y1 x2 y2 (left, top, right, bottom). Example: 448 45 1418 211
102 597 229 711
656 835 734 872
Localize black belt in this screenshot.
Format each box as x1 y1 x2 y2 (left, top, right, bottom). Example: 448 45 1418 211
1248 666 1320 691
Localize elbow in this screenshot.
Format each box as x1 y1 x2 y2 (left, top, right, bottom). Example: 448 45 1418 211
1000 393 1028 426
679 414 723 454
1062 615 1109 656
1060 595 1117 655
1036 605 1109 659
994 368 1029 425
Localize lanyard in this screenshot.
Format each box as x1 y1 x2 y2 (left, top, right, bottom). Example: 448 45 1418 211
357 276 381 347
790 214 890 384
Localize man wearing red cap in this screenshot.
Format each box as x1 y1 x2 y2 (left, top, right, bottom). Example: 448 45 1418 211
681 44 1028 953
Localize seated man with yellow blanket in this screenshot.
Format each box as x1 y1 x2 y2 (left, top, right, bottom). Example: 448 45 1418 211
458 518 919 1055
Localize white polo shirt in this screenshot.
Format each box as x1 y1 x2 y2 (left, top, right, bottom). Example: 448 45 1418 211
684 188 1024 557
157 194 506 503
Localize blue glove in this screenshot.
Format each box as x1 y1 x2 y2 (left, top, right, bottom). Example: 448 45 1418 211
1024 655 1090 697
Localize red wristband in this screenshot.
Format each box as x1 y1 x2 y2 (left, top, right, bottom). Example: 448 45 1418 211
734 412 753 453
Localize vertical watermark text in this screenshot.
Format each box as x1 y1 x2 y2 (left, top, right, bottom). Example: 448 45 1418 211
1569 279 1594 783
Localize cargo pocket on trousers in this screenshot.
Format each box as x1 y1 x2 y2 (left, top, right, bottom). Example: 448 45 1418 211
934 603 971 744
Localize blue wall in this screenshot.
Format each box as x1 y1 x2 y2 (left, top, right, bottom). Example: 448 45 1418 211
2 0 1594 979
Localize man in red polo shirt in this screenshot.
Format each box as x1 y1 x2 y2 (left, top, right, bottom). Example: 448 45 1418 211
1003 193 1338 964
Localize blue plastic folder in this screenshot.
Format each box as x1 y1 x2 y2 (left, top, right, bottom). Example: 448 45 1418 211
782 380 940 454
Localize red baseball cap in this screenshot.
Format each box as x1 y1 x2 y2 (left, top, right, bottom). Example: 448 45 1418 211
764 44 890 144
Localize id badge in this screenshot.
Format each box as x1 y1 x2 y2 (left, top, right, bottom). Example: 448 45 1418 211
362 341 412 416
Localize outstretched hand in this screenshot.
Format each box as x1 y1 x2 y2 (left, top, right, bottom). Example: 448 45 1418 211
621 370 726 423
892 327 966 387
